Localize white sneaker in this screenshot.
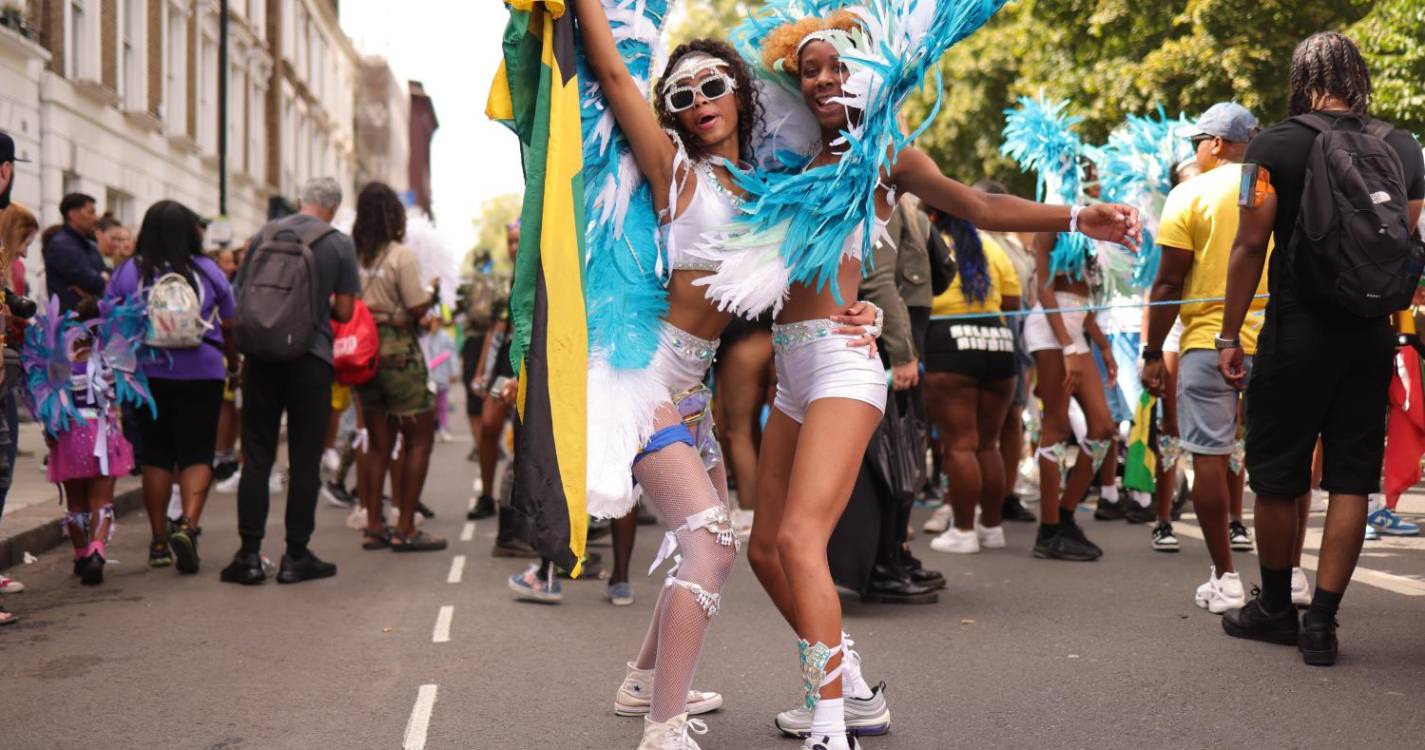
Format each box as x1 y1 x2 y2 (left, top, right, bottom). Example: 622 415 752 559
929 527 980 554
801 733 862 750
436 429 453 443
776 682 889 737
975 523 1006 549
269 468 286 493
614 662 723 717
1364 523 1380 541
214 471 242 494
1210 571 1245 614
0 575 24 594
637 713 707 750
1291 567 1311 607
922 504 952 534
1194 566 1220 609
321 448 341 475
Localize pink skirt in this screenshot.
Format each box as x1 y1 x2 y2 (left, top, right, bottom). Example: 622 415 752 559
47 409 134 483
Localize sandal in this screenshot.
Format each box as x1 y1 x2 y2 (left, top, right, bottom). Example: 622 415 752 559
362 526 396 550
149 539 173 568
390 529 448 553
0 604 16 627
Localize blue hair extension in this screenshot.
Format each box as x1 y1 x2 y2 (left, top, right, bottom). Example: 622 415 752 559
576 0 672 372
935 214 989 304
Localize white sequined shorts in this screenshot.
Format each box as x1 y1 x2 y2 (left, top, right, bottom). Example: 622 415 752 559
771 319 887 424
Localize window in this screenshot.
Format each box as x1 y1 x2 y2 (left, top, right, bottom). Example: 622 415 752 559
67 0 96 81
104 189 136 227
163 4 187 132
247 74 263 178
247 0 264 41
227 60 242 163
197 33 217 152
119 0 146 109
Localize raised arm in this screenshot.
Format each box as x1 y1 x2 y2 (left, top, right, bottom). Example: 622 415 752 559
571 0 677 210
891 147 1140 249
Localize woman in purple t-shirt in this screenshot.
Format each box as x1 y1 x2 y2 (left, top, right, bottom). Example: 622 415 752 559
105 200 237 575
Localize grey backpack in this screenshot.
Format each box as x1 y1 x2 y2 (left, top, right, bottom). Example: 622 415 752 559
234 217 333 362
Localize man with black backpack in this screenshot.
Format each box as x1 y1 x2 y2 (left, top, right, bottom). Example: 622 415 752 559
220 177 361 586
1217 32 1425 666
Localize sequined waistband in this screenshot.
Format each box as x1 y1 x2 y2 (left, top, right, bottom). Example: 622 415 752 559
771 319 843 353
659 322 721 364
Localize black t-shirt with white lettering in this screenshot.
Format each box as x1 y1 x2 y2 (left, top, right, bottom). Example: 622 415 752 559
1244 112 1425 314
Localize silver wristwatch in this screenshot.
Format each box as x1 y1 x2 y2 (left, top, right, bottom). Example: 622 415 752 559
1214 334 1241 350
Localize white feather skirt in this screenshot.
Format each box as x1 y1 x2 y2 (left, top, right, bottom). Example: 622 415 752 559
586 354 667 519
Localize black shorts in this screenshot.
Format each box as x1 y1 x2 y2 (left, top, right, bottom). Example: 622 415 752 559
924 319 1016 381
461 335 485 417
140 378 224 470
1245 304 1393 497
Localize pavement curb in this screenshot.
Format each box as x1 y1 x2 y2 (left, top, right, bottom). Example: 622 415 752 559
0 486 146 571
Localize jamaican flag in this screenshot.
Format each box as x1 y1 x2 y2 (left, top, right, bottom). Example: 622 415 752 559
1124 391 1158 493
487 0 589 576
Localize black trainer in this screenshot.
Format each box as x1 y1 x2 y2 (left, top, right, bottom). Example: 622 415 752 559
467 494 496 520
901 550 946 591
862 563 938 604
1058 514 1103 558
277 551 337 584
1001 494 1037 522
1032 528 1099 562
416 502 436 520
1299 616 1339 666
79 551 105 586
220 551 267 585
1093 497 1126 521
492 535 539 558
1123 501 1157 524
169 522 200 574
1222 591 1300 646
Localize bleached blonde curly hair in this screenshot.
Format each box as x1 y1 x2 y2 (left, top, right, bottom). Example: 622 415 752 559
760 10 861 76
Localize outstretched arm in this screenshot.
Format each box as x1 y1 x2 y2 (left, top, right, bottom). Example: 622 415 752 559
891 147 1140 249
571 0 676 212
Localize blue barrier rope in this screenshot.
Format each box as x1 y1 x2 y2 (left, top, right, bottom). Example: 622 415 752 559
929 294 1271 322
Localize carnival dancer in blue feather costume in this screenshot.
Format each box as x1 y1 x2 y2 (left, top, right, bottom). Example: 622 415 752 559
689 9 1140 748
569 2 881 747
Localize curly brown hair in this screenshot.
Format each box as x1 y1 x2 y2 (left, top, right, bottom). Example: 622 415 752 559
654 39 763 164
352 182 407 267
761 10 860 77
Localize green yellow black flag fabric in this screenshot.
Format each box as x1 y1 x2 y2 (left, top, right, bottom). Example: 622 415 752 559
1124 391 1158 493
487 0 589 576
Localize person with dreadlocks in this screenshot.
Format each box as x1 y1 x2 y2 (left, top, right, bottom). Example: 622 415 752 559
919 204 1022 555
1218 31 1424 667
567 2 880 747
701 8 1140 749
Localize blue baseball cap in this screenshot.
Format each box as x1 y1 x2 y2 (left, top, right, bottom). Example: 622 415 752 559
1177 103 1259 143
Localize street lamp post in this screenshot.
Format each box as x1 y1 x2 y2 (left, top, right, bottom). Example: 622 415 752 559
217 0 229 217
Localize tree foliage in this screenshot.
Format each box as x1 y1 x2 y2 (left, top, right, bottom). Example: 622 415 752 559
663 0 1422 197
470 193 522 272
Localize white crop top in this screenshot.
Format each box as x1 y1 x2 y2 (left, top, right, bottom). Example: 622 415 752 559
659 162 741 274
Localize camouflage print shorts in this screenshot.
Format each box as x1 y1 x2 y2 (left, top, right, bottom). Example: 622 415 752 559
356 324 435 417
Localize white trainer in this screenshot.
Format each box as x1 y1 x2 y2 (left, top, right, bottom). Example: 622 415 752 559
637 713 707 750
929 527 980 554
922 504 951 534
1194 566 1220 609
615 662 723 717
0 574 24 594
1291 566 1311 607
321 448 341 475
214 471 242 495
801 733 862 750
1209 571 1246 614
976 523 1006 549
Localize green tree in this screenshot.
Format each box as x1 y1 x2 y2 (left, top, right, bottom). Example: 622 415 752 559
668 0 756 47
1351 0 1425 136
470 193 523 272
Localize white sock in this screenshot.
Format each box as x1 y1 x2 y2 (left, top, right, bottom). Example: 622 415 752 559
1129 490 1152 508
1100 485 1119 502
810 697 846 738
840 635 874 700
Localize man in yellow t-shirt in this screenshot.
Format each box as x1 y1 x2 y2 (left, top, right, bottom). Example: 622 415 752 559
1140 103 1267 615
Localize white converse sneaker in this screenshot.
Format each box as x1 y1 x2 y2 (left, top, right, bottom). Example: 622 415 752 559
801 733 862 750
929 527 980 554
976 523 1006 549
1291 566 1311 607
775 682 890 738
1194 566 1219 609
614 662 723 717
214 470 242 494
637 713 707 750
922 504 951 534
1209 571 1246 614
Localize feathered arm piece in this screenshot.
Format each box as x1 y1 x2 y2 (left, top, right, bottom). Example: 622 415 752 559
95 295 156 418
1092 109 1194 291
21 296 83 435
1000 94 1092 280
403 212 462 309
699 0 1007 313
577 0 670 371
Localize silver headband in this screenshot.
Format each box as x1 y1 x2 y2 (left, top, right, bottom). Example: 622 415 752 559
666 53 730 85
796 29 853 56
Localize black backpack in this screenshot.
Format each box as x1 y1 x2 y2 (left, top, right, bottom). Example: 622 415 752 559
233 216 333 362
1289 113 1425 318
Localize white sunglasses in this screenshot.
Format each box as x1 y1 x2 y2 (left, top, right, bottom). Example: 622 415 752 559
664 73 737 113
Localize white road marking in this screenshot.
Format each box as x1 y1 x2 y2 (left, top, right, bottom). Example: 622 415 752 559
447 555 466 584
460 522 475 542
1174 521 1425 596
432 605 454 643
403 684 438 750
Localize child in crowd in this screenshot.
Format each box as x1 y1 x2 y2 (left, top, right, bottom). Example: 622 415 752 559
420 313 458 442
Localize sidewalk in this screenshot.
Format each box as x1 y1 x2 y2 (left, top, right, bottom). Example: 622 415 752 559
0 421 142 570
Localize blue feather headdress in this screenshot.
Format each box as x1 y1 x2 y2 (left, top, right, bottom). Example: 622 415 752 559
1090 109 1194 291
95 294 157 417
1000 94 1093 281
22 296 85 435
577 0 671 372
690 0 1008 315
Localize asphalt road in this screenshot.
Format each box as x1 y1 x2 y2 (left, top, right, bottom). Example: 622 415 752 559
3 430 1425 750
